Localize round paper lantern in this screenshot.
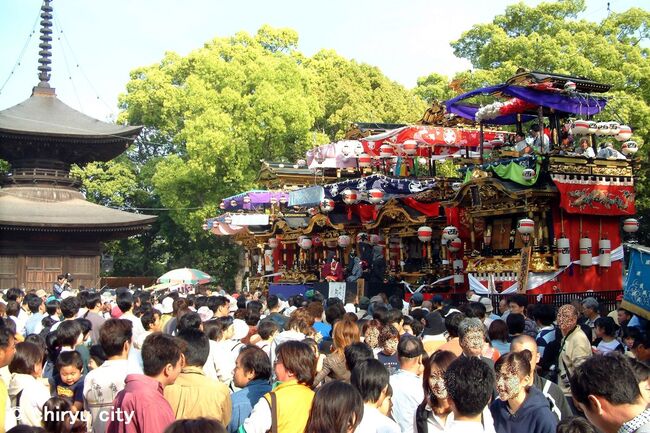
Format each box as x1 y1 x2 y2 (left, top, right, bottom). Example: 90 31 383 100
312 236 323 247
230 200 238 207
268 238 279 249
598 238 611 268
579 237 592 267
320 199 335 213
356 232 368 243
595 122 610 136
557 237 571 267
300 238 313 250
517 218 535 235
342 189 358 205
564 81 577 91
297 159 307 166
587 121 598 134
368 189 385 204
358 153 372 168
572 120 590 135
447 237 462 252
353 143 364 156
338 235 351 247
379 144 395 158
418 226 433 242
623 218 639 233
622 141 638 156
522 168 536 181
616 125 633 141
608 122 620 136
442 226 459 241
403 140 418 155
341 143 351 156
298 235 308 245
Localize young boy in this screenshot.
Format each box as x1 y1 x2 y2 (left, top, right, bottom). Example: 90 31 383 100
54 350 85 412
255 320 279 359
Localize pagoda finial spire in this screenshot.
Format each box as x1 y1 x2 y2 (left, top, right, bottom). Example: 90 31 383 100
37 0 53 88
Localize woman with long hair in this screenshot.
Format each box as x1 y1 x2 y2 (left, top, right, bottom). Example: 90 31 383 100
314 318 360 385
490 350 557 433
8 342 49 427
414 350 457 433
305 381 363 433
242 340 316 433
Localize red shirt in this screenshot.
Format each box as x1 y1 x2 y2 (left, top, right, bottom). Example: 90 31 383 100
106 374 175 433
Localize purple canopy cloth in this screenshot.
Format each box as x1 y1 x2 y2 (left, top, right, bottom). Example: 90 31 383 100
445 84 608 125
221 190 289 211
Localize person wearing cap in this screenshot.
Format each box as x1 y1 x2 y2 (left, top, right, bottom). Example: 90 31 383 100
158 296 175 329
357 297 370 320
431 294 444 312
481 297 501 323
409 293 425 314
390 336 425 433
422 311 447 355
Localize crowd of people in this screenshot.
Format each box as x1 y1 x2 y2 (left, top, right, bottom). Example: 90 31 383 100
0 286 648 433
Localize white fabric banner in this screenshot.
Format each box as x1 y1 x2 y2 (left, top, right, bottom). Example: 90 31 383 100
400 276 454 294
230 214 270 226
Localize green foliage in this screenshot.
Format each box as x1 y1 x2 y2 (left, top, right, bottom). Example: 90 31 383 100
305 50 427 140
414 73 456 105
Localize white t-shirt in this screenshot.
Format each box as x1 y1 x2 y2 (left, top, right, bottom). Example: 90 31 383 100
356 404 400 433
596 339 622 354
390 370 424 433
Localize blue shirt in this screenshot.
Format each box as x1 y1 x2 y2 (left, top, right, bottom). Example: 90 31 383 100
25 312 45 335
313 322 332 339
228 379 272 433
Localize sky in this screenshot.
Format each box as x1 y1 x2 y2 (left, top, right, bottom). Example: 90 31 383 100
0 0 645 122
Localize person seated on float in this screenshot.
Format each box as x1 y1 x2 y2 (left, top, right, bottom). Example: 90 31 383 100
596 142 627 160
529 124 550 155
575 137 595 158
514 132 532 156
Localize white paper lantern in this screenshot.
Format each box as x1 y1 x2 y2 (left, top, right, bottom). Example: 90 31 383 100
379 144 395 158
368 189 385 204
320 199 335 213
622 141 638 156
338 235 351 247
571 120 590 135
230 200 238 207
517 218 535 235
522 168 536 181
608 122 620 136
616 125 633 142
598 238 611 268
342 189 358 205
268 238 279 249
418 226 433 242
403 140 418 155
579 237 592 267
595 122 610 136
588 121 598 134
442 226 459 241
557 237 571 267
353 143 364 156
447 237 462 252
623 218 640 233
300 238 313 250
564 81 577 91
341 143 351 156
356 232 368 243
358 153 372 168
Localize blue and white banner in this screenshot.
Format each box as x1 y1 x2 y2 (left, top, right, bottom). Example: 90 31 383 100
623 244 650 320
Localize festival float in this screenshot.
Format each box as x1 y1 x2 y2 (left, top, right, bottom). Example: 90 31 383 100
204 71 642 304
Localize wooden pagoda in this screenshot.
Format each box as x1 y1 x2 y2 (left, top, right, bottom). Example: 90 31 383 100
0 1 155 290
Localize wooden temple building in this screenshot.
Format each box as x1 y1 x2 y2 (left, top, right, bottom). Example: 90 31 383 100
206 71 640 300
0 1 155 290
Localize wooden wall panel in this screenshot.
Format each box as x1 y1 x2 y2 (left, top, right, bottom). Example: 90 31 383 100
25 256 62 291
0 256 18 289
68 256 100 289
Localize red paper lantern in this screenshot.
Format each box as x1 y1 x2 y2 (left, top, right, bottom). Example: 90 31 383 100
368 189 385 204
379 144 394 158
418 226 432 242
342 189 358 205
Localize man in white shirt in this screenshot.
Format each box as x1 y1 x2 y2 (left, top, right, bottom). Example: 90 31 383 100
390 336 424 433
117 292 146 341
352 358 400 433
444 356 496 433
83 318 135 433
